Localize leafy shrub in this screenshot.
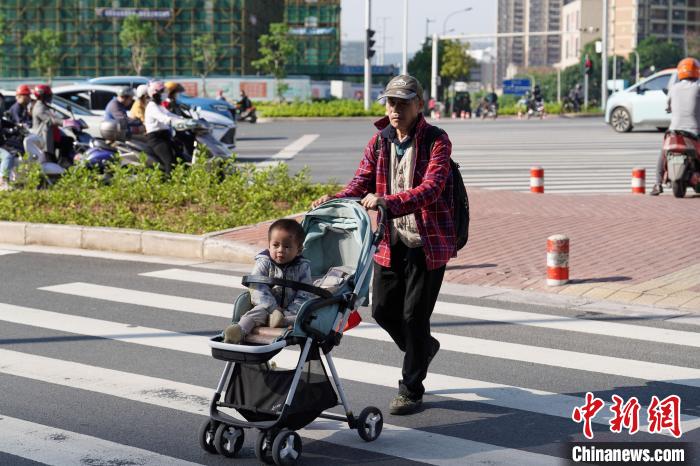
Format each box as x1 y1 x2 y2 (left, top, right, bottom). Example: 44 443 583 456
257 99 386 117
0 157 340 235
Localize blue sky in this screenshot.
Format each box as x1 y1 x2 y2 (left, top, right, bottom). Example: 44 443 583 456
340 0 497 54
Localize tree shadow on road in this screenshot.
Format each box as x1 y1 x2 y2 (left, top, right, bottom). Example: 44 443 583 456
446 263 498 271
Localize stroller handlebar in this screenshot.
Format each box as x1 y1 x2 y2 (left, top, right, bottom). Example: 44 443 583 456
373 205 386 246
242 275 333 299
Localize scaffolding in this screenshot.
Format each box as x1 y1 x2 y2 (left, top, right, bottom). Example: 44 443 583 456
284 0 340 75
0 0 283 78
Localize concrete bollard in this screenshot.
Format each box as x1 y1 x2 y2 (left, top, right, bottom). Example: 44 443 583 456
631 168 646 194
530 166 544 193
547 235 570 286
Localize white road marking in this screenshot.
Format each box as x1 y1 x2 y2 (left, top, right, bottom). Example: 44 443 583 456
2 302 699 434
0 414 202 466
140 270 700 348
0 249 19 256
257 134 320 167
39 282 700 388
0 349 558 466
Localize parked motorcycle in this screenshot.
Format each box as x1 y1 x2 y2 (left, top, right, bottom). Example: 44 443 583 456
662 130 700 198
77 121 159 172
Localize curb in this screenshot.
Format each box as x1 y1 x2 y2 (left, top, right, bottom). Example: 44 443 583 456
0 221 258 265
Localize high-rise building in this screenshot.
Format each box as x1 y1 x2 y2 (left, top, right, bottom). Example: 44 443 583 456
609 0 700 57
497 0 563 85
558 0 603 68
0 1 284 78
284 0 341 77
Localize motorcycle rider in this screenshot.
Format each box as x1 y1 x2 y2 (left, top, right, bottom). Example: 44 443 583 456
650 57 700 196
9 85 32 127
144 81 187 174
163 81 187 117
569 83 583 112
128 84 149 124
104 87 144 137
237 90 256 121
31 84 74 168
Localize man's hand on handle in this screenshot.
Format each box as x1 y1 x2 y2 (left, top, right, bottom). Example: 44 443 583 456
310 194 332 209
360 193 386 211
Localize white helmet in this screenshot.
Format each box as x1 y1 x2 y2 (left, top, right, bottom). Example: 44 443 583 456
147 80 165 98
135 84 148 99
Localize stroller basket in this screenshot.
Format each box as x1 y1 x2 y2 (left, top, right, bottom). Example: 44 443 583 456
210 335 286 364
223 345 338 431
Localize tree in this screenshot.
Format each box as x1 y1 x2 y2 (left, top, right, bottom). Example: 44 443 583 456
251 23 295 101
0 13 8 76
687 32 700 59
408 38 445 99
636 37 684 74
192 33 226 97
440 40 476 100
119 15 154 76
22 29 62 83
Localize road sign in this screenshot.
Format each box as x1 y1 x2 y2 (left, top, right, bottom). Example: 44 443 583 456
503 78 531 96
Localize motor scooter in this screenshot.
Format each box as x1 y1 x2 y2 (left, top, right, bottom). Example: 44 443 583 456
662 130 700 198
236 103 257 123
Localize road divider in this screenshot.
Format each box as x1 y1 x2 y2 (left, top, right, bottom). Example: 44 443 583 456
530 166 544 193
547 235 570 286
632 167 646 194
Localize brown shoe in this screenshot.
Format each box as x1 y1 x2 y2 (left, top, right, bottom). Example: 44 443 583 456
650 184 663 196
269 310 286 328
223 324 243 344
389 394 423 415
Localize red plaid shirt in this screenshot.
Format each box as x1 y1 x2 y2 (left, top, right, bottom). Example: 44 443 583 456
335 114 456 270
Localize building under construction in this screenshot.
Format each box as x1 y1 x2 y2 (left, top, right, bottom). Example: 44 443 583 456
0 0 284 78
284 0 341 77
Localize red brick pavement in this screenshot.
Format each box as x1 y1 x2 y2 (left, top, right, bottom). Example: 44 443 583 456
216 189 700 293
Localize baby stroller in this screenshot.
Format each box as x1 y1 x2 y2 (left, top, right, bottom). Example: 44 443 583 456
199 199 386 465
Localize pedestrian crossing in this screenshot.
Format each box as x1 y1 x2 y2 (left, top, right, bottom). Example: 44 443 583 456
447 121 662 194
2 259 699 464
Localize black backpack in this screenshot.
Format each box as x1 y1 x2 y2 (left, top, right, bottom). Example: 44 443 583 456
374 126 470 250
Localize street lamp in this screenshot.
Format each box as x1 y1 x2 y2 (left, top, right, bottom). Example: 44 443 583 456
442 7 472 35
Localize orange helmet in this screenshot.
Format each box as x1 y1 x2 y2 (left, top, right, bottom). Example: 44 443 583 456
677 57 700 81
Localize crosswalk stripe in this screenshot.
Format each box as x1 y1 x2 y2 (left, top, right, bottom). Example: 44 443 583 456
0 348 560 465
0 414 202 466
2 301 699 433
135 271 700 348
0 249 19 256
38 282 700 387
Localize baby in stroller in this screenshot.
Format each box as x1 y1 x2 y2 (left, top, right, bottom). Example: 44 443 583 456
223 218 313 344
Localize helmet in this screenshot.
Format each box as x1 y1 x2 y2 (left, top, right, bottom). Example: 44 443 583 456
147 80 165 98
99 120 126 141
164 81 184 94
32 84 52 100
117 86 135 98
677 57 700 81
15 84 31 96
135 84 148 99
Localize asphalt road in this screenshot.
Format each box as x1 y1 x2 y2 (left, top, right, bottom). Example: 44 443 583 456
1 246 698 465
235 116 663 193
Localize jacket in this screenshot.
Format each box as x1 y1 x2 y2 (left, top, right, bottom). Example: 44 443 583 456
335 113 456 270
31 100 63 155
248 250 313 315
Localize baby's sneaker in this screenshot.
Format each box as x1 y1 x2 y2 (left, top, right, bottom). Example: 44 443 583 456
223 324 243 344
269 310 286 328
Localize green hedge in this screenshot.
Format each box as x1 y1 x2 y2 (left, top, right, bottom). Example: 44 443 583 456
0 157 340 235
257 99 385 117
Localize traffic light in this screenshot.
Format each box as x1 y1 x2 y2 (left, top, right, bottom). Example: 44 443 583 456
584 54 592 75
366 28 376 59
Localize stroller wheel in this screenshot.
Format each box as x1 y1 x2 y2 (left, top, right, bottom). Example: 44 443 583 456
255 430 275 464
272 429 302 466
197 419 218 454
357 406 383 442
213 424 245 458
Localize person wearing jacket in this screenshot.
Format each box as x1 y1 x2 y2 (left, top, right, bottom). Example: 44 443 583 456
9 85 32 127
144 81 186 173
223 219 313 344
312 74 456 415
31 84 73 167
104 87 144 137
128 84 149 124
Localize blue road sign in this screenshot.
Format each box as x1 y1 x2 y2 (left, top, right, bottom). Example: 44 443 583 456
503 78 531 96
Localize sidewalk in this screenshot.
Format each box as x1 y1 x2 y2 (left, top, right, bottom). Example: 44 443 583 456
214 189 700 312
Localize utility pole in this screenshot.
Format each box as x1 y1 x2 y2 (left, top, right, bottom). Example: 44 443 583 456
602 0 608 109
364 0 372 111
425 18 434 39
431 33 438 101
402 0 408 74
